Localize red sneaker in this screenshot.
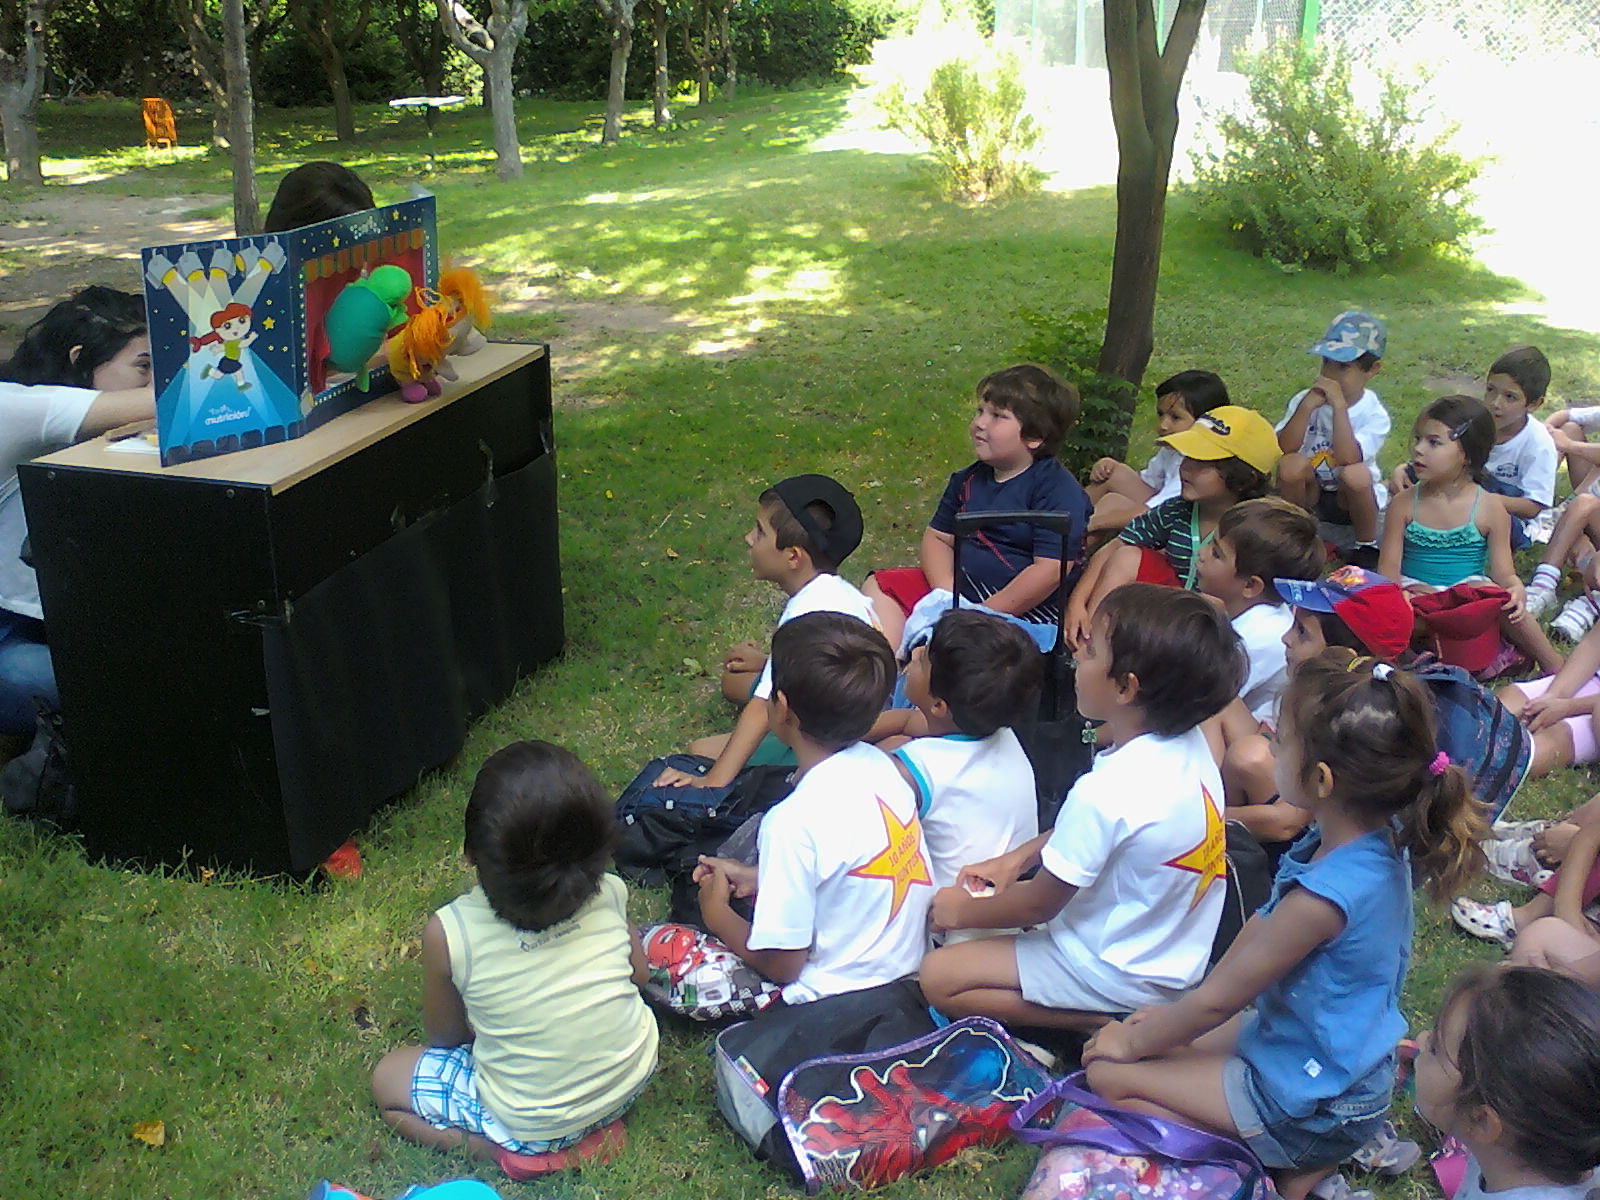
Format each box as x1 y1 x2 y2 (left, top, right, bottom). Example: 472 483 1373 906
497 1119 627 1181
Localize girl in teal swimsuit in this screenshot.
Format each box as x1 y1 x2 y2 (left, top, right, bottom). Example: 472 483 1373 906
1379 394 1562 673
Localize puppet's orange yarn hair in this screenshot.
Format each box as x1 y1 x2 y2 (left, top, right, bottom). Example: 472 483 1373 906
439 265 492 330
388 297 453 381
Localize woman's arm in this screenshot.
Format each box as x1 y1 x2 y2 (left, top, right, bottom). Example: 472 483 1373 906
77 384 156 438
1084 887 1345 1063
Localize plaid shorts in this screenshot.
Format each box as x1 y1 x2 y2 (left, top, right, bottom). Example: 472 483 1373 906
410 1045 644 1153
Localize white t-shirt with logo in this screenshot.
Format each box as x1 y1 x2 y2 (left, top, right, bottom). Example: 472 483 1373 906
1037 725 1227 1004
1139 446 1183 510
892 728 1038 888
749 741 934 1004
1487 417 1557 507
1276 386 1390 501
1233 602 1295 725
753 572 877 701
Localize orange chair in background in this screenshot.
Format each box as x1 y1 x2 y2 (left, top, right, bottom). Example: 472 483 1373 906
142 98 177 150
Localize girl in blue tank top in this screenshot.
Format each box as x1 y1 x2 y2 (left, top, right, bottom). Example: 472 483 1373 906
1081 650 1487 1200
1379 393 1562 675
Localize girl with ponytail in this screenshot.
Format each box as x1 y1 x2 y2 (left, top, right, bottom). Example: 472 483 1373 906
1083 648 1486 1200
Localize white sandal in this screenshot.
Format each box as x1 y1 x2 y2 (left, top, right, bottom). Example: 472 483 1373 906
1450 897 1517 947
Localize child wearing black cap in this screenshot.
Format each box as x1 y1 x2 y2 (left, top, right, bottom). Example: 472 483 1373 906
656 474 877 789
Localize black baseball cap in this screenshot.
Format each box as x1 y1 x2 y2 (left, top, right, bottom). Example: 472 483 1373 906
767 474 864 567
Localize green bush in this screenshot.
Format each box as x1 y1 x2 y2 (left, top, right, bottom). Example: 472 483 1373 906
879 47 1041 202
1016 307 1136 480
1190 41 1483 272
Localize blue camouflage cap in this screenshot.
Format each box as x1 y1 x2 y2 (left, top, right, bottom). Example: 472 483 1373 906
1309 310 1387 362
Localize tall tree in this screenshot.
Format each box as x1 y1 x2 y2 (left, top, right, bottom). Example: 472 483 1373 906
392 0 449 95
0 0 52 184
1097 0 1205 395
287 0 375 141
647 0 669 127
222 0 261 233
173 0 282 147
716 0 736 102
594 0 639 144
438 0 528 180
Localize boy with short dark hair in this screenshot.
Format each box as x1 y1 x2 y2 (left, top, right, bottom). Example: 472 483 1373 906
921 585 1242 1031
863 363 1091 651
1087 369 1231 535
892 609 1042 889
695 612 934 1004
1197 497 1326 725
1275 309 1390 567
658 474 876 789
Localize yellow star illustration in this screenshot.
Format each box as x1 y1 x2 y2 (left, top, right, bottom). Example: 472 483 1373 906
262 317 276 330
1164 784 1227 909
848 797 933 920
331 235 341 248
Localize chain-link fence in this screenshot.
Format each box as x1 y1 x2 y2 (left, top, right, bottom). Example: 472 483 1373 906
996 0 1600 71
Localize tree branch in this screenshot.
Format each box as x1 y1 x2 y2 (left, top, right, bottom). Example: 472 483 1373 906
436 0 492 65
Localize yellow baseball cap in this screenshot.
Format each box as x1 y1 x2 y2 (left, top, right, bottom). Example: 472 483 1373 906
1160 405 1281 475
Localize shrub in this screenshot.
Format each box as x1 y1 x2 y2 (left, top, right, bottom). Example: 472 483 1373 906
879 46 1041 202
1015 307 1136 480
1189 41 1483 272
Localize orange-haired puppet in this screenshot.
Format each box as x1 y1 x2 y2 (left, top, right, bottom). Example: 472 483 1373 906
191 301 258 391
438 265 492 358
386 298 454 403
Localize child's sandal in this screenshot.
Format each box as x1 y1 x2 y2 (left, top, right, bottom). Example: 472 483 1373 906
497 1119 628 1181
1449 897 1517 947
1347 1119 1421 1176
1308 1171 1375 1200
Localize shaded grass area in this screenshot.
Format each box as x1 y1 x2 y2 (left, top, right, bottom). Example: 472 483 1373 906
3 85 1600 1199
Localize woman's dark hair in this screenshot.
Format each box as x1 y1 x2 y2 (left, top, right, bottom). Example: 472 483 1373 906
0 286 146 388
770 611 896 747
1442 964 1600 1183
262 161 375 233
463 741 615 933
926 609 1042 738
1097 583 1244 736
1278 649 1486 901
1154 369 1229 418
1417 394 1496 482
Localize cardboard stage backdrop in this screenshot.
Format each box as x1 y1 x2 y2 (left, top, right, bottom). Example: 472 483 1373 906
141 196 438 465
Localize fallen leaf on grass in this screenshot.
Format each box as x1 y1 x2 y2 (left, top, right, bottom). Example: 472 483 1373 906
682 658 702 675
664 547 680 559
131 1120 166 1148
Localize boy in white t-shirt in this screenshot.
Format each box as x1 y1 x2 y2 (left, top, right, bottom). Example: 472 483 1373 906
1195 497 1326 728
656 474 876 789
1275 310 1390 568
695 612 934 1004
920 584 1244 1030
889 609 1041 888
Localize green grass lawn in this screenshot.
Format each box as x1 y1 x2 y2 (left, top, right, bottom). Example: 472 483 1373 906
4 85 1600 1199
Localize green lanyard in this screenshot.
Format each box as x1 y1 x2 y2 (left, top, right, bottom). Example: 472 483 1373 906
1184 505 1215 590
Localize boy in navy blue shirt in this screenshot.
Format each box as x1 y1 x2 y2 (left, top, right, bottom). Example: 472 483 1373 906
864 364 1090 651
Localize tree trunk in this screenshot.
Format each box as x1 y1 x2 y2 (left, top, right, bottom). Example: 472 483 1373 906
437 0 526 179
1095 0 1206 448
718 1 735 102
651 0 669 127
485 40 521 177
698 5 711 103
221 0 261 234
0 0 51 184
597 0 636 144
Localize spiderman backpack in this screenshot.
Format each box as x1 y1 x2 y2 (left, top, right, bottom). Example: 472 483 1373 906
713 980 1057 1192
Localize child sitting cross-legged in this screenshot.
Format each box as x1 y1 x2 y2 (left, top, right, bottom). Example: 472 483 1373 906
1197 497 1326 730
1065 405 1282 647
371 742 659 1180
1085 369 1231 539
1084 651 1487 1200
919 584 1243 1032
694 612 934 1004
888 609 1042 893
862 364 1090 654
1379 394 1563 677
659 473 875 787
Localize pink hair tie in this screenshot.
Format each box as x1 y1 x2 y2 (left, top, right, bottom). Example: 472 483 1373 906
1428 751 1450 777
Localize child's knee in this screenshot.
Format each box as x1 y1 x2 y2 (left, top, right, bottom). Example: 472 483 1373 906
1336 463 1374 496
372 1045 422 1110
1497 683 1528 715
1083 1057 1132 1102
1278 454 1312 488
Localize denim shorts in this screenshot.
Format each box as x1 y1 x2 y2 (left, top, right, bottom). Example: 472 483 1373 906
1222 1053 1393 1171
